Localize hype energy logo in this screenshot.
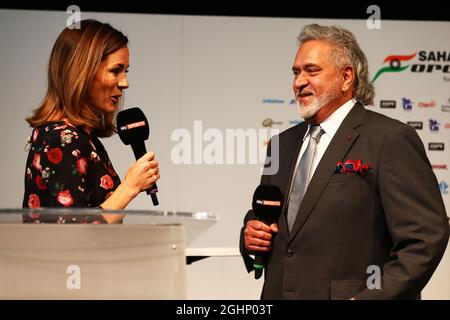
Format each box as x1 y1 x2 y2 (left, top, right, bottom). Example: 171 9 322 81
372 53 416 82
372 51 450 82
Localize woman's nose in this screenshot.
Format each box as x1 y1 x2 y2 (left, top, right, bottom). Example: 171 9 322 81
118 75 129 89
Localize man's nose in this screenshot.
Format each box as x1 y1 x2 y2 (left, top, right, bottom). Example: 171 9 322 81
293 73 308 89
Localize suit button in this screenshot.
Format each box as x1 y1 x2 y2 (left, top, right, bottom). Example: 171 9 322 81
286 249 293 257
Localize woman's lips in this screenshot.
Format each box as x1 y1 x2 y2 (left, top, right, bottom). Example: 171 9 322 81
110 96 119 104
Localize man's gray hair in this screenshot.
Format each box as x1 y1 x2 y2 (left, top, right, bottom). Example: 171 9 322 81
298 24 375 106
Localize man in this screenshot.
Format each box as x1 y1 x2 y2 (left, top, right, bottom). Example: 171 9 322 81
240 24 449 299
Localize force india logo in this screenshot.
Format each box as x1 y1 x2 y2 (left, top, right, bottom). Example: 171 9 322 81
372 51 450 82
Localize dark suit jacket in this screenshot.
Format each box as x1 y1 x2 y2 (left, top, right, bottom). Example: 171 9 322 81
240 102 449 299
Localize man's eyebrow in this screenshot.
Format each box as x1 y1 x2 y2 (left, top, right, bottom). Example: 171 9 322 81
303 63 320 69
292 63 320 72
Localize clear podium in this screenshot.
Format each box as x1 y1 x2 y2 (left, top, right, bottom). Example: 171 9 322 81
0 208 217 299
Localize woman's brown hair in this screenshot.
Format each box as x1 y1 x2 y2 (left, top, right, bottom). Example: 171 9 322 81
26 19 128 137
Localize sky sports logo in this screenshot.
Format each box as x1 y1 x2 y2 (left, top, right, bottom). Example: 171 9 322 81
372 51 450 82
255 199 281 206
119 121 146 131
428 143 444 151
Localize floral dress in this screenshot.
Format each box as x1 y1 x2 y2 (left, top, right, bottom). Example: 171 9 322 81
22 121 122 223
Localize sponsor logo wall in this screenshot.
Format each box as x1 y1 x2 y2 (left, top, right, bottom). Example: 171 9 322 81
371 50 449 212
260 44 449 216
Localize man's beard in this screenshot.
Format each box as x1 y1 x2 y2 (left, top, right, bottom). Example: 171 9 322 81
296 80 340 120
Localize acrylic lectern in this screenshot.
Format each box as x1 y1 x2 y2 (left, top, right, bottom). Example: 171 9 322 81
0 208 217 299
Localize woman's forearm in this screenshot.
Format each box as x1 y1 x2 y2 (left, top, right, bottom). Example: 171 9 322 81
100 182 139 223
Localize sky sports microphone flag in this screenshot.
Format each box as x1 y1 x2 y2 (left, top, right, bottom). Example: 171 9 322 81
252 184 284 279
117 107 159 206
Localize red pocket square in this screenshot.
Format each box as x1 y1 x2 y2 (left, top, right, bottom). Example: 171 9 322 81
336 159 372 176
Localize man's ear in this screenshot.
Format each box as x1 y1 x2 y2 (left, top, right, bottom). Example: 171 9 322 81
341 66 355 93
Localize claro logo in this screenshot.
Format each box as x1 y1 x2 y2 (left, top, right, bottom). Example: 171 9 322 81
372 51 450 82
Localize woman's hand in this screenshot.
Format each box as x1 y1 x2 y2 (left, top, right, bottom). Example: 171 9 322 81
100 151 160 216
122 151 160 196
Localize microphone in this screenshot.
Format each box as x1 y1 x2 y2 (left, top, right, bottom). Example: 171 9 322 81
252 184 283 279
117 107 159 206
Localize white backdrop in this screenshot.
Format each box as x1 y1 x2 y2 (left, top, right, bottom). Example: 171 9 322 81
0 9 448 299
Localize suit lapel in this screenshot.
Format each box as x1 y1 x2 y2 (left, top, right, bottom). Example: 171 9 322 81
288 102 366 242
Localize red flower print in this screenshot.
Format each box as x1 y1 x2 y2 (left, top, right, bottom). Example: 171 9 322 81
32 129 39 142
90 151 100 162
32 153 41 171
60 129 77 145
35 175 47 190
57 190 74 207
76 158 88 175
54 124 67 130
72 149 81 157
48 148 63 164
100 175 114 190
28 194 40 208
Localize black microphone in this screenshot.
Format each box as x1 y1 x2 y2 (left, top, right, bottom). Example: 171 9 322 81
117 107 159 206
252 184 283 279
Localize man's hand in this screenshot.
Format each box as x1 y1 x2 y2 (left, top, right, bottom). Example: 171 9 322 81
244 220 279 252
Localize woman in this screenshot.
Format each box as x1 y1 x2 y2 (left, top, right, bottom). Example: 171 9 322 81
22 19 160 224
